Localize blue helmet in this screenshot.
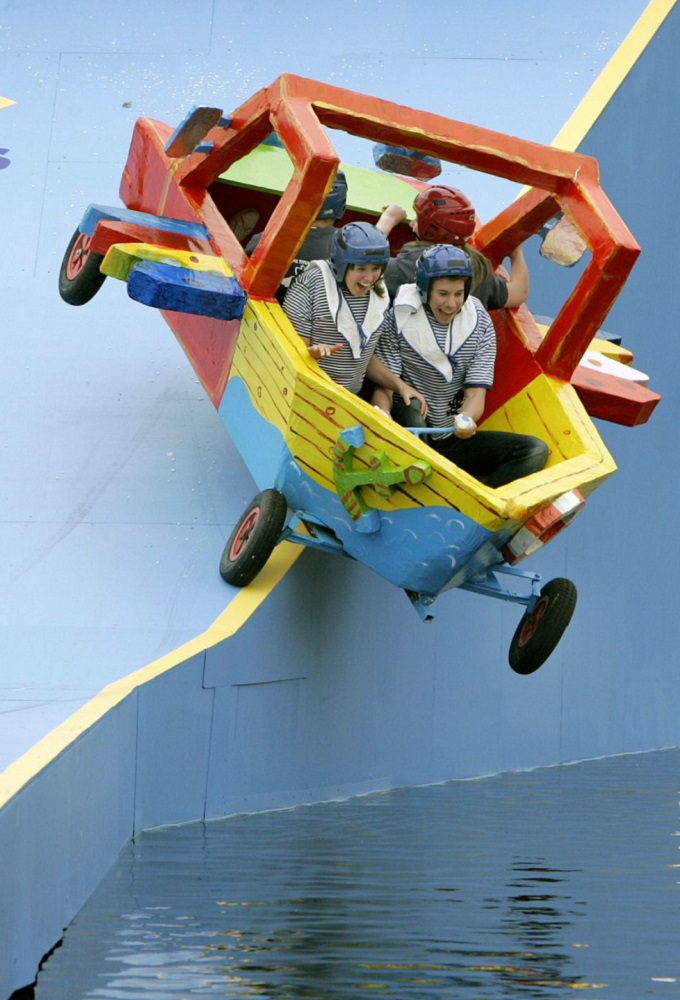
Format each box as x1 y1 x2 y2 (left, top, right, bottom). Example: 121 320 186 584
415 244 473 303
330 222 390 283
317 170 347 220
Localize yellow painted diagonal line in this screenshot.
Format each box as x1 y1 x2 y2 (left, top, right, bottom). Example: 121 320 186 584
552 0 677 151
0 541 306 808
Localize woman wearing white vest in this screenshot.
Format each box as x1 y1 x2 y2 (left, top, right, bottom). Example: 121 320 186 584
370 244 548 488
282 221 426 411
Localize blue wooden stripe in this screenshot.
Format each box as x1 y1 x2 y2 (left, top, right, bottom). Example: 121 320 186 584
79 203 210 240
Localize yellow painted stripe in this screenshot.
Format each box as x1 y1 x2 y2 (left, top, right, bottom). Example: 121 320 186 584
0 541 305 807
552 0 677 151
101 243 235 281
0 95 15 109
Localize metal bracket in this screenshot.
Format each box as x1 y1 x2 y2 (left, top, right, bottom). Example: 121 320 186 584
279 516 349 557
406 564 543 624
460 564 542 609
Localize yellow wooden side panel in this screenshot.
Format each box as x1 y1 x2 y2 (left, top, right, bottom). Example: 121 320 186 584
230 300 617 529
238 303 512 527
229 301 298 436
287 371 514 528
484 372 616 474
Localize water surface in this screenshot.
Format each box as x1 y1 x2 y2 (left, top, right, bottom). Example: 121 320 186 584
35 749 680 998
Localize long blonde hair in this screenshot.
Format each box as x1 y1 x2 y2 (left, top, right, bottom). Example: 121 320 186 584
464 244 494 294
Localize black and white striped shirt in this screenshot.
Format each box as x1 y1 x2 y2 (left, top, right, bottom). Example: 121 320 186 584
376 296 496 429
282 262 391 394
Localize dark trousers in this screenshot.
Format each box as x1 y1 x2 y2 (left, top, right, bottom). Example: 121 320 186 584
392 396 548 488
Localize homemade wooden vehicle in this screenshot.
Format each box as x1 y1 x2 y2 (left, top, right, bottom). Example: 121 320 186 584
58 74 660 674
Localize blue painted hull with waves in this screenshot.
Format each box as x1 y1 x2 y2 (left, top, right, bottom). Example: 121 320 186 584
220 376 507 596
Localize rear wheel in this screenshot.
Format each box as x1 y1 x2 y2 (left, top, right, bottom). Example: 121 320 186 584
219 489 288 586
509 577 577 675
58 229 106 305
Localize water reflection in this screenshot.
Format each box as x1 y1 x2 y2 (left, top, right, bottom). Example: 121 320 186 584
34 750 680 998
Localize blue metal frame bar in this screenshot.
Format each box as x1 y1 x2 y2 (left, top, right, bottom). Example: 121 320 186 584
402 425 451 439
280 517 350 557
407 565 542 623
460 564 542 608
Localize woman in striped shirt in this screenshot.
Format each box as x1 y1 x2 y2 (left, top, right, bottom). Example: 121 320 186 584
282 221 427 411
371 244 548 489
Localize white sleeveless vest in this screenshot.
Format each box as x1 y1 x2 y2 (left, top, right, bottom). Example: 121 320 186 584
393 284 479 382
315 259 388 359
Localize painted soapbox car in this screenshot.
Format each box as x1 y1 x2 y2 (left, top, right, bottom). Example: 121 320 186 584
58 75 660 674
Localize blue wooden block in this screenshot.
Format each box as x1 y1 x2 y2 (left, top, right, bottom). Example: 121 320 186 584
127 260 247 320
262 132 284 148
164 105 228 157
372 144 442 179
79 203 210 241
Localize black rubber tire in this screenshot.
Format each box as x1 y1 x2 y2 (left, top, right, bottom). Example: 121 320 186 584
219 489 288 586
58 228 106 305
509 577 577 675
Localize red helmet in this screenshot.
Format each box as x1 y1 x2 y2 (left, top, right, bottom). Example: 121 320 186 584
413 185 476 244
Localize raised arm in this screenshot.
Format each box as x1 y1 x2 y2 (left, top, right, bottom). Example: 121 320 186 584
375 203 408 237
503 246 530 308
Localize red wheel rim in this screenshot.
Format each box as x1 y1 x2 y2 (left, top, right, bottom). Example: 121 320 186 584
229 507 261 561
517 595 549 647
66 232 92 280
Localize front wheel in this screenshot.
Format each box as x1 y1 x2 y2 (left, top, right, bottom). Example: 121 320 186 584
58 229 106 305
219 489 288 587
509 577 577 675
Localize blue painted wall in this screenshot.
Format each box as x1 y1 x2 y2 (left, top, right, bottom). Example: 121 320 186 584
1 2 677 996
524 1 680 756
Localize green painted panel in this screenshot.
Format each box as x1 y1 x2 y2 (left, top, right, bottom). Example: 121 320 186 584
219 144 419 218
